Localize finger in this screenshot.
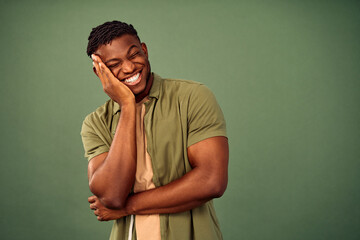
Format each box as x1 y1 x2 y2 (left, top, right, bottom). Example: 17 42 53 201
96 58 113 81
88 196 96 203
91 54 100 63
96 63 109 88
97 216 103 221
92 55 107 85
94 209 99 216
98 62 105 75
92 54 105 70
92 59 101 76
90 203 97 210
93 55 114 81
92 61 99 73
101 63 118 83
93 60 106 83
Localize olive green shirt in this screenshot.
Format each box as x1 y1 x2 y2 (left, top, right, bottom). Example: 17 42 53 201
81 73 227 240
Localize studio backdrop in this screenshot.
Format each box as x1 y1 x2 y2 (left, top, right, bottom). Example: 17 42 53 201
0 1 359 239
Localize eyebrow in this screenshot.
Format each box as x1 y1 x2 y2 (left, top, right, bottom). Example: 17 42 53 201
104 45 139 64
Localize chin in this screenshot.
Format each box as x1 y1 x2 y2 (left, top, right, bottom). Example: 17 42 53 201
131 82 147 95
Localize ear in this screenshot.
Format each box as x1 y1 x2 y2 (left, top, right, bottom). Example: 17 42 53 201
141 42 148 58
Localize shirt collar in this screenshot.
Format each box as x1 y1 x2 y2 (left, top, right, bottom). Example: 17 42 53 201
112 72 162 115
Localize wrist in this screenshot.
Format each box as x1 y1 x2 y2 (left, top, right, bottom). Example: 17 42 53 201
113 94 135 107
119 100 136 110
124 195 136 215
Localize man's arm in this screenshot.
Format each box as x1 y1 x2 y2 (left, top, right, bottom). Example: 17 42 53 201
87 55 136 209
126 136 228 214
89 136 228 220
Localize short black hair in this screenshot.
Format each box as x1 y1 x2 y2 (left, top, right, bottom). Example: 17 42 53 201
86 20 140 57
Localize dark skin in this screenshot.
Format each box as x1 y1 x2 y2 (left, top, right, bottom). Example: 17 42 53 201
88 34 229 221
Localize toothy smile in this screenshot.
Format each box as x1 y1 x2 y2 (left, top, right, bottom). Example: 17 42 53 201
124 72 140 84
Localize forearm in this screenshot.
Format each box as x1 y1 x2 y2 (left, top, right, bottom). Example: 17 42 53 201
124 166 225 215
99 198 208 221
94 197 208 221
127 196 208 215
89 103 136 208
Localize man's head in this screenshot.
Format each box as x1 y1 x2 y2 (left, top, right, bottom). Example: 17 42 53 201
87 21 140 57
87 21 152 97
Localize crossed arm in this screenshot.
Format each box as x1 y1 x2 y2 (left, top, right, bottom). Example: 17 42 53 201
88 136 228 221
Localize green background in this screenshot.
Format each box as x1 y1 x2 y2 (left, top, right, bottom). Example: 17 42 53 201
1 0 359 239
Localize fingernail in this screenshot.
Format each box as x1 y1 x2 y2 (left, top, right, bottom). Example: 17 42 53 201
92 61 95 67
91 54 95 60
98 62 102 68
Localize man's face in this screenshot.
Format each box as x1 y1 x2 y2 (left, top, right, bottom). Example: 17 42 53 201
93 34 150 95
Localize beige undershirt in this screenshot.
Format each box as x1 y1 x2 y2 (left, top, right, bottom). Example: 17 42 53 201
133 98 161 240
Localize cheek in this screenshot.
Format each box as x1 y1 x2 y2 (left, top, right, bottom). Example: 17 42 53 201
135 55 148 65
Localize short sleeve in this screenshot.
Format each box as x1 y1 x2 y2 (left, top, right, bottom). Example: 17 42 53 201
80 114 110 161
187 84 227 147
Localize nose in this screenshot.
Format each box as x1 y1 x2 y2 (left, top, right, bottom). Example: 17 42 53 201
122 60 135 73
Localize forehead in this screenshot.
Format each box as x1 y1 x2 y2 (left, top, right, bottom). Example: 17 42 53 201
95 34 141 60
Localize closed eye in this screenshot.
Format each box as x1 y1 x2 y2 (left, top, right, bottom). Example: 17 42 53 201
107 63 120 69
129 52 139 59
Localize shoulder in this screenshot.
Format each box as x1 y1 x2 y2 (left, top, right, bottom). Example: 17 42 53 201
162 77 204 90
160 76 213 100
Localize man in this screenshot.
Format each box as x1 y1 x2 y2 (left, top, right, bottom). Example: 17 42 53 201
81 20 228 240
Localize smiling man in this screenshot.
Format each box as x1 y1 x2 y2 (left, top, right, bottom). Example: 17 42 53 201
81 21 228 240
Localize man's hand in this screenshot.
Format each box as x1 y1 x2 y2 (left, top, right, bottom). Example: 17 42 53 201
88 195 127 221
92 54 135 106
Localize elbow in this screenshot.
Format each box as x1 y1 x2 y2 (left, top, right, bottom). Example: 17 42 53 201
211 184 227 198
100 197 126 209
208 178 227 198
89 179 101 198
89 181 126 209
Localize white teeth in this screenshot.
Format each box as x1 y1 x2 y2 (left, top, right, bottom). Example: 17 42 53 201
124 73 140 83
